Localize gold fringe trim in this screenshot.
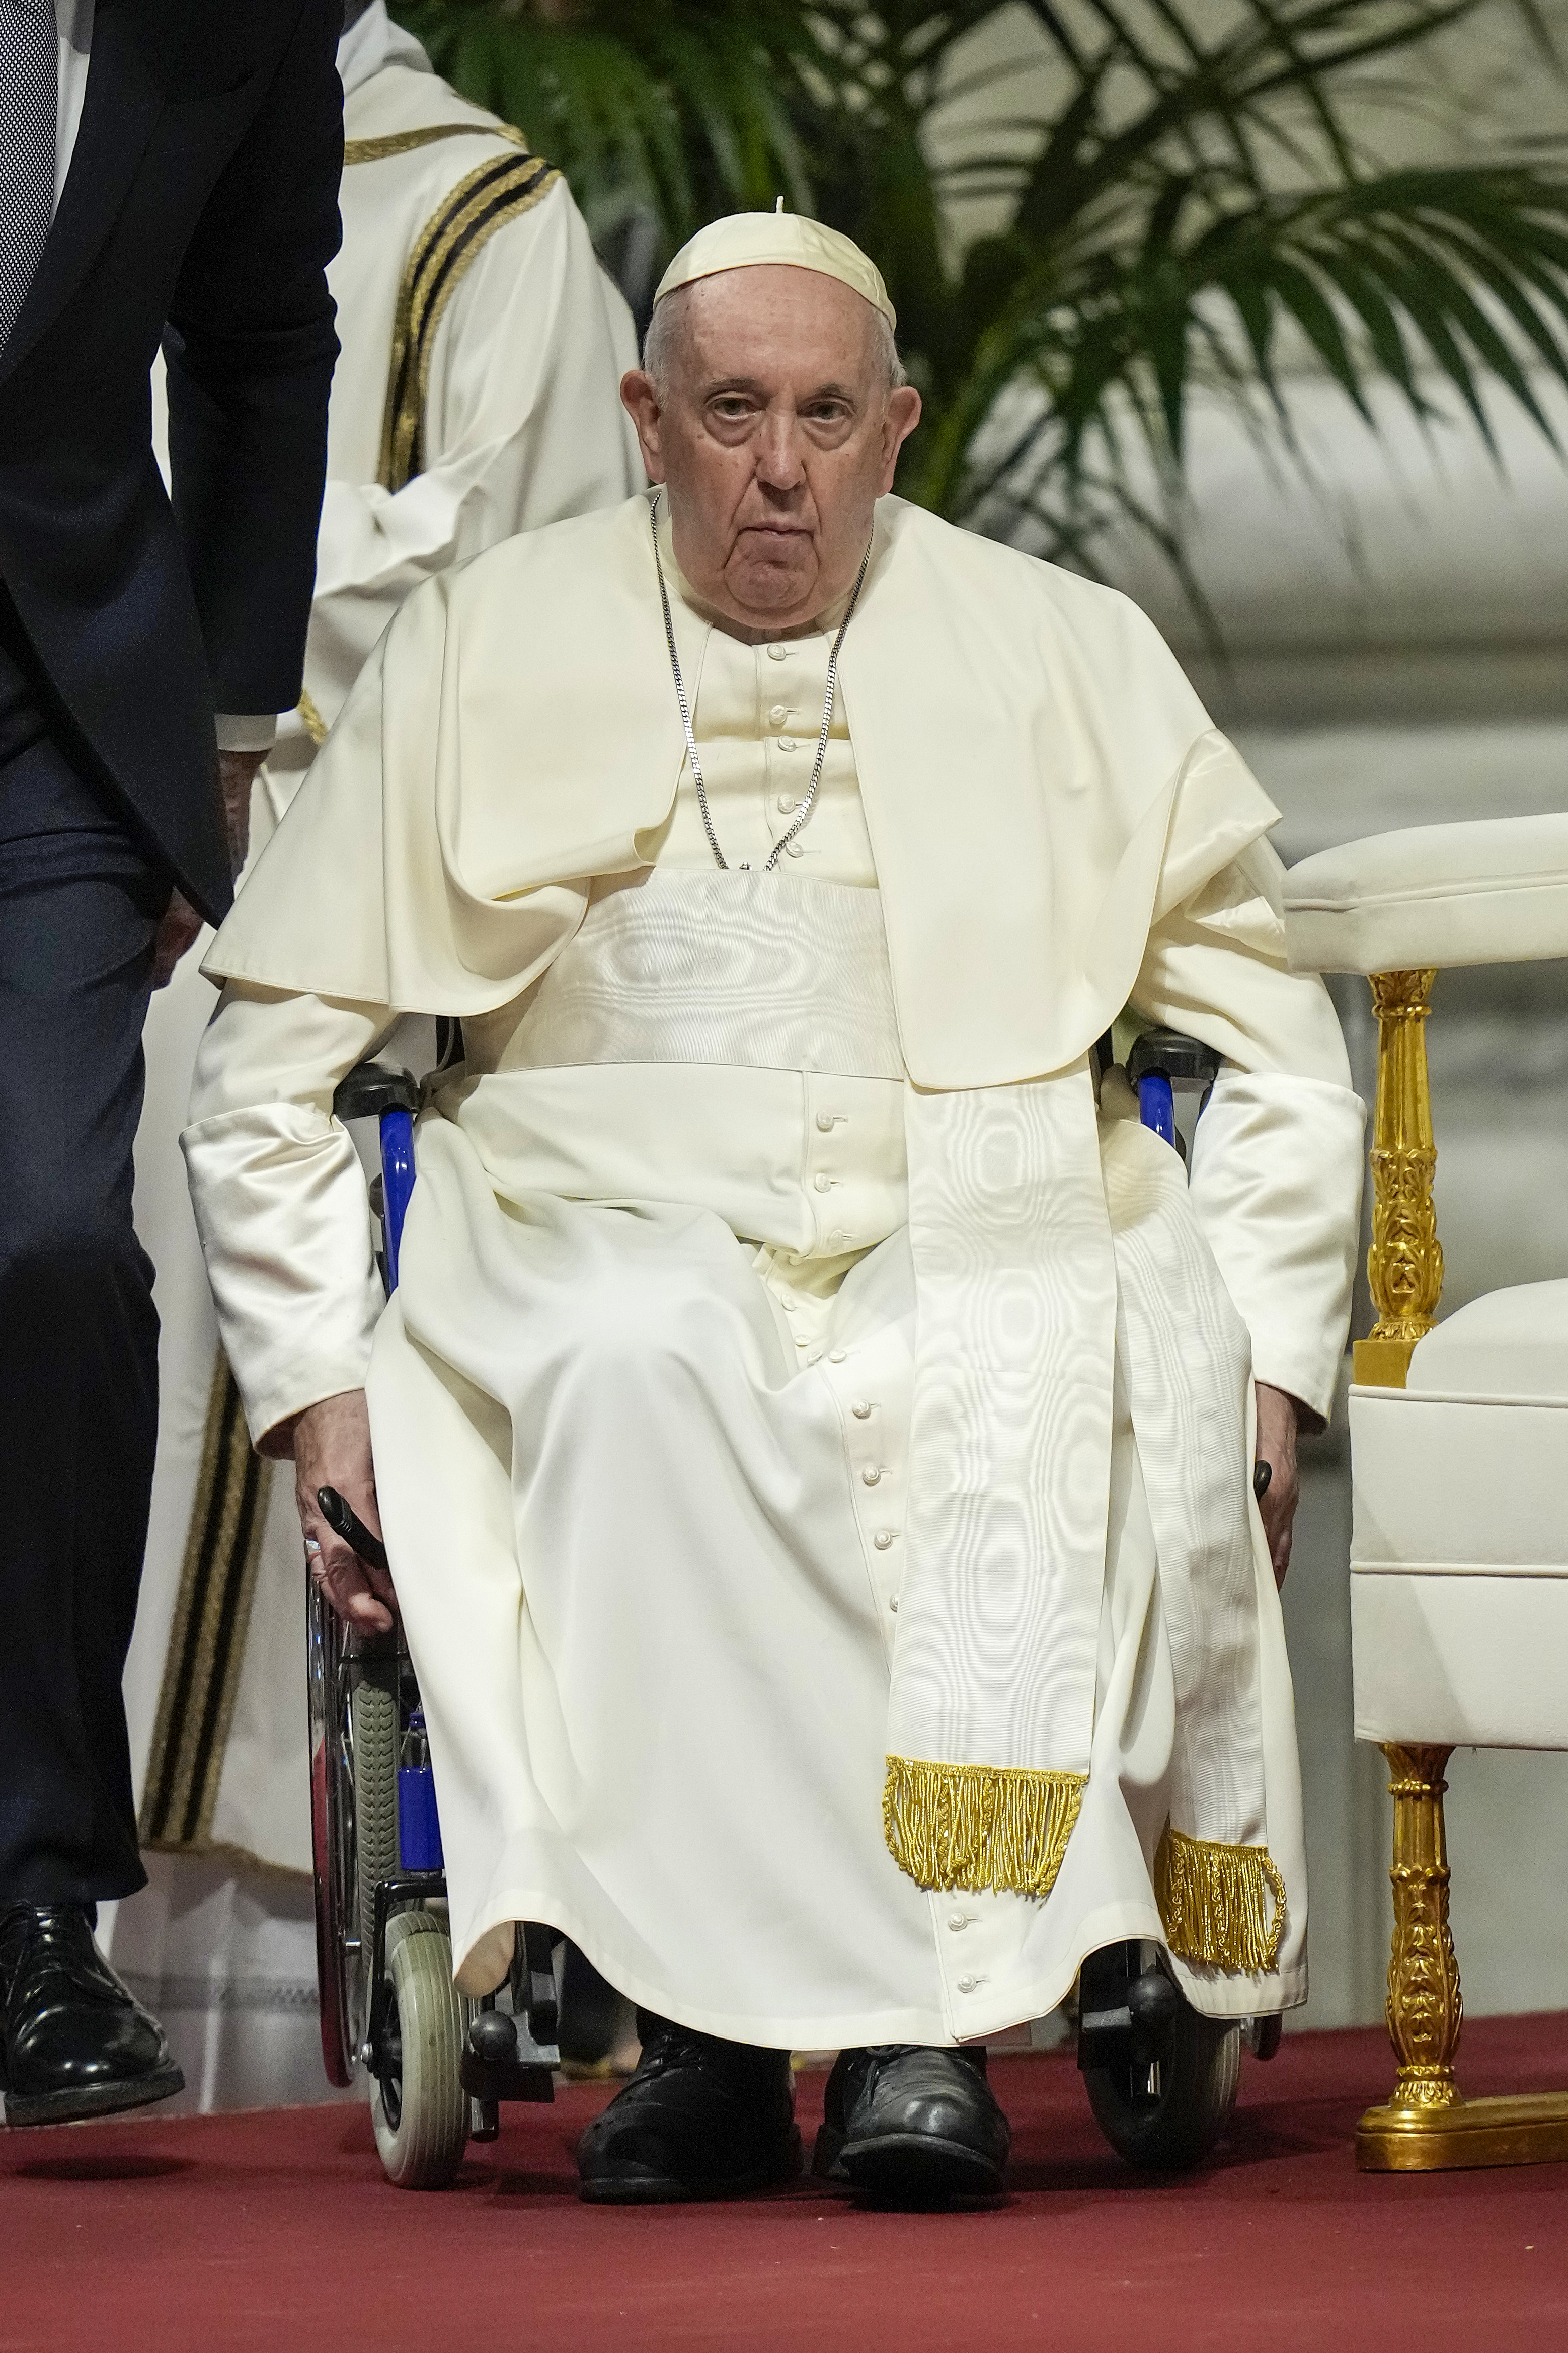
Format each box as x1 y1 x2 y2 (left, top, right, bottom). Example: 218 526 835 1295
1155 1822 1287 1974
297 688 328 747
882 1757 1087 1899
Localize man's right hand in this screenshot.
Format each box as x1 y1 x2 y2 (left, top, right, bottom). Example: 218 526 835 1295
289 1388 396 1633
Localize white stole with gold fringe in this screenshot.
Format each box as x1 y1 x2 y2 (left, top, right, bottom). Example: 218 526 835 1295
887 1072 1285 1974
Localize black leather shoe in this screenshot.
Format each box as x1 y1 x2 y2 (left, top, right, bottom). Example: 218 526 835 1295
814 2045 1010 2200
577 2009 800 2202
0 1905 184 2127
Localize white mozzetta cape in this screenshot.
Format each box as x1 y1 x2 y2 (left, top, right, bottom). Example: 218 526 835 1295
206 492 1279 1088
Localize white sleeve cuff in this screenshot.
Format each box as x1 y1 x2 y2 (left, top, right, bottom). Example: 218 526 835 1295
215 712 279 753
181 1102 385 1447
1188 1071 1366 1426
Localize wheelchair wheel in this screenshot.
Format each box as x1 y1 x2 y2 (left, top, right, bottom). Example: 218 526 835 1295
370 1912 471 2189
1081 1944 1242 2171
307 1572 359 2087
352 1664 400 1957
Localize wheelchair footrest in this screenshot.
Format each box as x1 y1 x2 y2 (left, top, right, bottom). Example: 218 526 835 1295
460 2008 558 2103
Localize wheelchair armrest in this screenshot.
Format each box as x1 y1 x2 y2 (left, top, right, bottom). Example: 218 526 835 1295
1126 1028 1221 1093
332 1063 420 1124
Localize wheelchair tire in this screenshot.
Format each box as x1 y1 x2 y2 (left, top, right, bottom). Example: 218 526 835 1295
307 1575 357 2087
370 1912 471 2190
352 1666 401 1960
1083 1983 1241 2172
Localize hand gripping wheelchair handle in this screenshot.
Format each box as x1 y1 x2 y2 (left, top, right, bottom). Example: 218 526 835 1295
317 1484 390 1577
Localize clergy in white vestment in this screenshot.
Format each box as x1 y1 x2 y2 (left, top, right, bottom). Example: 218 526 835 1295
181 210 1365 2198
115 0 641 2098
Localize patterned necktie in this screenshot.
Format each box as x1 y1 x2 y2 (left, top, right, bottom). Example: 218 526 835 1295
0 0 56 349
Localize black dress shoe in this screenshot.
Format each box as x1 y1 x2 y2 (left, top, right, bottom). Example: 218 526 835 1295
814 2044 1010 2200
0 1905 184 2127
576 2009 800 2202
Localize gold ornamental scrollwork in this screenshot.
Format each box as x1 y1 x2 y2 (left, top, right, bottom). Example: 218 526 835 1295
1382 1742 1463 2112
1367 968 1442 1340
1355 969 1442 1386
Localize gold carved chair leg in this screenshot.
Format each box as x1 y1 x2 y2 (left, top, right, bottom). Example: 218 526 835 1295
1353 972 1568 2167
1357 1746 1568 2170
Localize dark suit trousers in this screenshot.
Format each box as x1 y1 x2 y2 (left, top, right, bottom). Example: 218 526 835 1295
0 621 171 1906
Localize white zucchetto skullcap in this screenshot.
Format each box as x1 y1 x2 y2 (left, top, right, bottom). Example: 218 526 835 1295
653 208 896 333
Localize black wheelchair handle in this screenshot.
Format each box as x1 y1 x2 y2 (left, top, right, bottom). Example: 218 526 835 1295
332 1062 421 1124
1253 1461 1272 1502
318 1485 390 1577
1126 1028 1222 1091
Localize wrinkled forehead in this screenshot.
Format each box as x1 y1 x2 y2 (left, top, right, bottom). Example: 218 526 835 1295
665 266 884 382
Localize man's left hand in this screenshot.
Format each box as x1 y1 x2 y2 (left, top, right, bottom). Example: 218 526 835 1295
1254 1381 1301 1588
150 888 203 988
149 747 266 988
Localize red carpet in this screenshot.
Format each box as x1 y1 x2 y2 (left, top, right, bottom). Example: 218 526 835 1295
5 2015 1567 2353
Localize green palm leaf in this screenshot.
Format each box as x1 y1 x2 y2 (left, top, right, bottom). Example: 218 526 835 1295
392 2 824 246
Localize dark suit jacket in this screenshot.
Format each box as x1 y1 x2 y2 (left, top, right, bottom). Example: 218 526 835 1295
0 0 342 924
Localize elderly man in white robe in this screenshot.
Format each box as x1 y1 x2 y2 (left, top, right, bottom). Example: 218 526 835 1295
182 211 1363 2203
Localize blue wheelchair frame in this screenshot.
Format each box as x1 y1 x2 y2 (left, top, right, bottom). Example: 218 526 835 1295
1121 1025 1221 1153
309 1060 560 2132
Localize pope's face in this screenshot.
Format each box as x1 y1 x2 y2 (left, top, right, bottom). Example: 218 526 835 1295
621 267 922 641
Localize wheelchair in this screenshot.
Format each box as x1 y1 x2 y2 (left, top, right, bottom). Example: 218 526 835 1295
307 1056 560 2191
306 1029 1279 2188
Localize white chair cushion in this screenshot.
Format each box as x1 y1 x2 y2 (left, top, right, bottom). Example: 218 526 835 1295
1284 813 1568 975
1350 1571 1568 1751
1408 1279 1568 1403
1350 1346 1568 1746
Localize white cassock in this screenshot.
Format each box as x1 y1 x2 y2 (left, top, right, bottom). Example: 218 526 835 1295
182 493 1363 2047
115 2 642 2090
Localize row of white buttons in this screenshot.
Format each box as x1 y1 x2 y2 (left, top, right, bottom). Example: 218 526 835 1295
824 1352 902 1602
761 646 801 877
806 1087 854 1250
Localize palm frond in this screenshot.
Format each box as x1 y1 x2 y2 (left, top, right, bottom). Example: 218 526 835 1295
917 161 1568 556
393 1 828 248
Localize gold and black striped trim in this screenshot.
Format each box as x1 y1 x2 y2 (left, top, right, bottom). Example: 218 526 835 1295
344 120 528 167
378 147 561 491
139 1356 272 1852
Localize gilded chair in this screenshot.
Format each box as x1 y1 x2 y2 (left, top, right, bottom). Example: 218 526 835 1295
1284 813 1568 2171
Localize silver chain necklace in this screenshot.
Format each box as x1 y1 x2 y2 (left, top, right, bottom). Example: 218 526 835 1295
650 492 872 874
